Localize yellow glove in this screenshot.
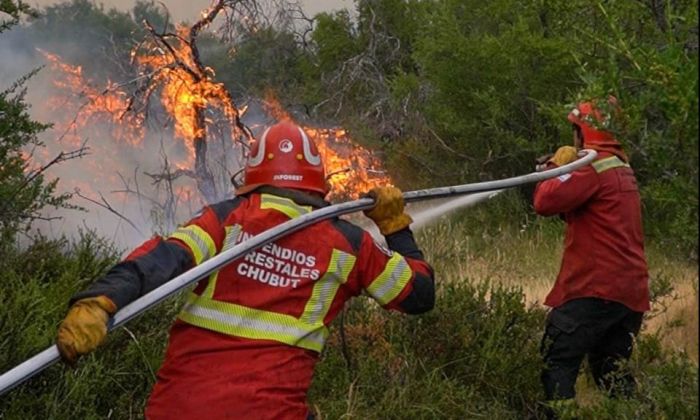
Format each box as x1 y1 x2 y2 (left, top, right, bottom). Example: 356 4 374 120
56 295 116 365
548 146 579 167
364 186 413 235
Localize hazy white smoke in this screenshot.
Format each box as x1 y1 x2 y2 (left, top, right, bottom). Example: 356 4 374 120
3 20 494 255
1 27 251 252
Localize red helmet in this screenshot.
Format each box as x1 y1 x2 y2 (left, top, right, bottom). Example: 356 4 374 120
567 97 620 148
237 121 328 195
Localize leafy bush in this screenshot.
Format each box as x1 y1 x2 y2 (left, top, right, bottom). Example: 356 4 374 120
0 232 181 418
0 74 73 242
0 1 697 418
0 229 697 419
311 282 547 419
299 0 698 258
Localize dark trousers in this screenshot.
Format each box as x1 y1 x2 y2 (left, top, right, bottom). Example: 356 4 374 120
540 298 643 400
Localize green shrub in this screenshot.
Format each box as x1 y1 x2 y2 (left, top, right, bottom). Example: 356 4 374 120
310 282 546 419
0 232 179 418
0 232 697 419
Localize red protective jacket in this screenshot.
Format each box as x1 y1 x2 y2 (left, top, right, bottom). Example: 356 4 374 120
72 187 434 419
533 152 649 313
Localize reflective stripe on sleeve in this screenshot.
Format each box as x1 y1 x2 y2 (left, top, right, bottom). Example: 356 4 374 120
200 225 243 299
366 252 413 306
260 194 312 219
592 156 629 174
300 249 356 325
178 293 328 352
168 224 216 265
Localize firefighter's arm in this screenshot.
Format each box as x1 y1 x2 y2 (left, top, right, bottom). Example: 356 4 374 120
68 236 196 309
360 185 434 314
56 237 195 365
533 165 600 216
385 228 435 314
57 203 230 364
357 228 435 315
69 205 226 309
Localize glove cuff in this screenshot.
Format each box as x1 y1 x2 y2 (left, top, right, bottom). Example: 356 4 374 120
376 213 413 236
77 295 117 315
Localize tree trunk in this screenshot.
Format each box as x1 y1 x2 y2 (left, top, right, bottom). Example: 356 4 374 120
193 104 218 203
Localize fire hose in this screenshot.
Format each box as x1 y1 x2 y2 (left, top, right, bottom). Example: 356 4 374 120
0 149 596 396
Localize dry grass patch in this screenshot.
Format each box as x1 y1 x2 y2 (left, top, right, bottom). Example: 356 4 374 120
417 218 699 361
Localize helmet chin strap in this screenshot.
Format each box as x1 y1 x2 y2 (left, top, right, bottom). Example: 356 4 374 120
230 168 245 188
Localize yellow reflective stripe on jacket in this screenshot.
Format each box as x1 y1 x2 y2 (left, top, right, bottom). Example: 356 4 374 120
201 224 242 299
168 225 216 265
300 249 356 325
592 156 629 174
366 252 413 306
178 293 328 352
260 194 312 219
222 224 242 252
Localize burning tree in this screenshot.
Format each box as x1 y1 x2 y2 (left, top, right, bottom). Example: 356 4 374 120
37 0 391 235
127 0 259 203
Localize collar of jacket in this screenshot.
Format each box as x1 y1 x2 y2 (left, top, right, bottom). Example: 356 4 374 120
247 185 331 209
587 144 629 163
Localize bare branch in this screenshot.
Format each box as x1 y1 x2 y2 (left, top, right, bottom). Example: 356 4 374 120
74 188 144 235
5 143 89 205
427 127 473 160
143 19 201 81
144 168 197 183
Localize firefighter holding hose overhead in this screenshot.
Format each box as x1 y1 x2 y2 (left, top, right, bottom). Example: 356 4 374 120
533 97 649 414
55 121 435 419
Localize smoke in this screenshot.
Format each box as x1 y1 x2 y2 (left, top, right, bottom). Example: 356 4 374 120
0 33 32 83
2 10 458 255
1 25 250 252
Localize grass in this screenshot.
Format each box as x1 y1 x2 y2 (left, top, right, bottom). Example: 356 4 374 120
0 208 697 419
411 207 699 418
415 212 699 362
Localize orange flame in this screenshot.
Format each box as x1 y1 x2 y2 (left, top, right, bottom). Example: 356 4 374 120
131 25 242 163
40 49 144 146
39 44 391 203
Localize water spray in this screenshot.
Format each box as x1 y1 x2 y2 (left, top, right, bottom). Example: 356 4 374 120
408 190 504 231
0 150 597 396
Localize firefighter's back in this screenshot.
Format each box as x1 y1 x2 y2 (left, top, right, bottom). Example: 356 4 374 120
147 191 368 420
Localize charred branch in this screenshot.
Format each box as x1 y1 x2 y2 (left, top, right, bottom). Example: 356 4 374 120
143 19 201 81
193 104 218 202
134 2 256 203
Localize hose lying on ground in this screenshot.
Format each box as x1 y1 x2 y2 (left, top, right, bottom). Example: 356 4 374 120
0 149 597 396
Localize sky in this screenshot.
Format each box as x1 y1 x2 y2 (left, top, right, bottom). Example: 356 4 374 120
26 0 355 22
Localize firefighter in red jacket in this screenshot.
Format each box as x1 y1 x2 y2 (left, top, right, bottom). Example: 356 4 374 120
56 121 435 419
534 98 649 409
